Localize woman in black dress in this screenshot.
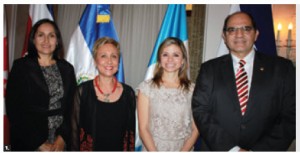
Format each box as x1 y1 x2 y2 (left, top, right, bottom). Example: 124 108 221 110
6 19 77 151
70 37 136 151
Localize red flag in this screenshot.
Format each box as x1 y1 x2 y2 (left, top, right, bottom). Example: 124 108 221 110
4 9 10 146
21 4 54 56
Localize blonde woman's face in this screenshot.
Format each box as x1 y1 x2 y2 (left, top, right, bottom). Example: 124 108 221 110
160 44 184 74
95 43 119 77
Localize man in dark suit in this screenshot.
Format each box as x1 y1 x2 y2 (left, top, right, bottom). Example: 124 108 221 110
192 11 295 151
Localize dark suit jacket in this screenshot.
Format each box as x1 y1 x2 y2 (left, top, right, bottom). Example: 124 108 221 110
192 51 295 151
6 57 77 151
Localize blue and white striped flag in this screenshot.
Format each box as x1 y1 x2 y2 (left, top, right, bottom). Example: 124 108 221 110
217 4 277 57
136 4 189 151
66 4 125 84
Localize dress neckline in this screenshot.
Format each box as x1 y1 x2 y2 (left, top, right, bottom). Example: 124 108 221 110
40 63 57 68
93 81 124 104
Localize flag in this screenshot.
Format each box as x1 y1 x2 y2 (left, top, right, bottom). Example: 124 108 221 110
136 4 189 151
217 4 277 57
4 9 10 146
144 4 189 81
65 4 125 84
21 4 54 57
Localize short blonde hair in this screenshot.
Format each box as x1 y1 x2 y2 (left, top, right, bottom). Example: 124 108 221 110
92 37 120 59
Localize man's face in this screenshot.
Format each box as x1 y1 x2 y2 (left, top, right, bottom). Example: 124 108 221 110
222 13 259 58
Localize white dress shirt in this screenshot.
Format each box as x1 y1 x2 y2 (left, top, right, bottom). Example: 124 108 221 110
229 49 255 152
231 49 255 97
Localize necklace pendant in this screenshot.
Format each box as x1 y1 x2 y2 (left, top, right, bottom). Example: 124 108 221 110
103 98 110 103
94 76 118 103
103 94 110 103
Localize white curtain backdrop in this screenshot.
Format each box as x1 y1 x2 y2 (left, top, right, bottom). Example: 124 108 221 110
112 5 167 90
56 4 167 90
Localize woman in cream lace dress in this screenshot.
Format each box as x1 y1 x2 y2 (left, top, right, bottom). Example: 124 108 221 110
137 37 199 151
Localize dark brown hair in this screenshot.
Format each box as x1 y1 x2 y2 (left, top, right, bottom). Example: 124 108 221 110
27 18 64 60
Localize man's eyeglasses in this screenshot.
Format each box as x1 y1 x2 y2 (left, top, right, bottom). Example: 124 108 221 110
224 26 254 35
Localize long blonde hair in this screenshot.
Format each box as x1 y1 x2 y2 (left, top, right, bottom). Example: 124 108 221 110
152 37 190 92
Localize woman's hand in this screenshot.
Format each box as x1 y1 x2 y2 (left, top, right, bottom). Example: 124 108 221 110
38 135 65 151
38 141 55 151
52 135 65 151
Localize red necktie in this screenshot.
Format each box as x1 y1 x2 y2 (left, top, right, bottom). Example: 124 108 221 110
236 60 248 116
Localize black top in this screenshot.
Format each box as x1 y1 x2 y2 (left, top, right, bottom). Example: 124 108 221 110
95 97 127 151
6 57 77 151
70 80 136 151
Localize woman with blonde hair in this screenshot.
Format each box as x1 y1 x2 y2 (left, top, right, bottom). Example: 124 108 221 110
137 37 199 151
70 37 135 151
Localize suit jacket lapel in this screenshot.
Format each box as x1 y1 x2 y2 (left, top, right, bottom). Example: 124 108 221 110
221 55 241 110
243 52 267 119
28 58 49 94
56 60 70 101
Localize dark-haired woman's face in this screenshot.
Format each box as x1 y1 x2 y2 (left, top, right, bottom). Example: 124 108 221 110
34 23 57 57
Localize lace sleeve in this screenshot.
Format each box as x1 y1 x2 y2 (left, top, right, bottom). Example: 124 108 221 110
69 86 82 151
123 86 136 151
136 80 151 97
